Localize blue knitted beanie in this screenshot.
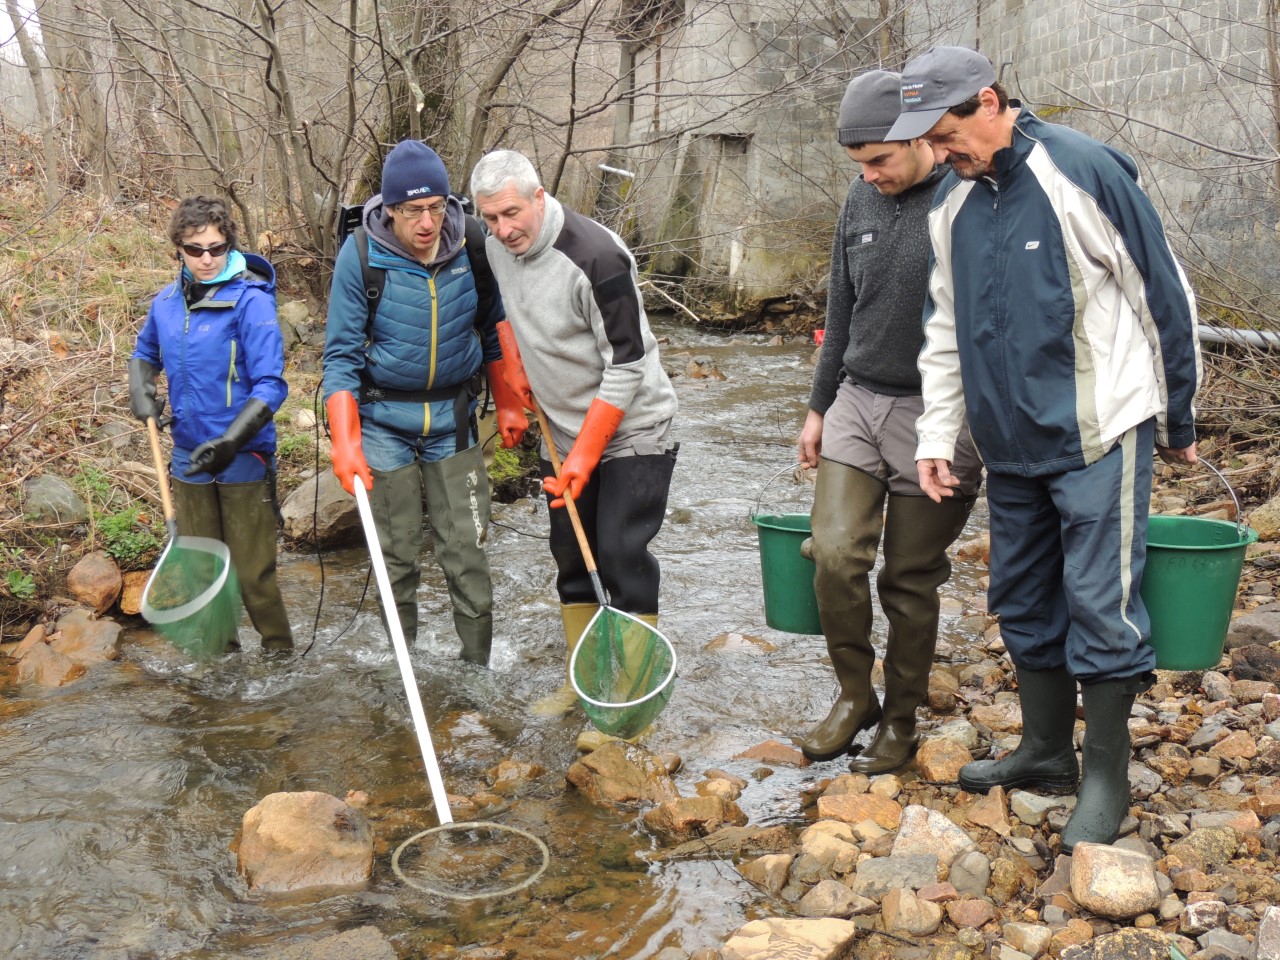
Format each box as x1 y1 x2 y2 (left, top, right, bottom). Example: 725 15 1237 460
381 140 450 206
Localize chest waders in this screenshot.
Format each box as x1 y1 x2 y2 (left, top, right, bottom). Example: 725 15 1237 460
170 473 292 650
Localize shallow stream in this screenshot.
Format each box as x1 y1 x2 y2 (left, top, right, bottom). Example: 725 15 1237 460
0 325 989 959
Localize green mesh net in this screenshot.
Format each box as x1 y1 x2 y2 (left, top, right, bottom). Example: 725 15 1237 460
570 608 677 739
140 535 241 657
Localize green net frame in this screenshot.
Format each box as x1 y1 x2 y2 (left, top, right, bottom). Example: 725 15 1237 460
570 608 677 739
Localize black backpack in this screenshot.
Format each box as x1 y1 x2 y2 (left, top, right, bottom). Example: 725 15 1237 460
335 199 496 333
334 199 497 452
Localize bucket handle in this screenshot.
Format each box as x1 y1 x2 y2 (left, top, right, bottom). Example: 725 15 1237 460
753 462 807 519
1198 458 1245 541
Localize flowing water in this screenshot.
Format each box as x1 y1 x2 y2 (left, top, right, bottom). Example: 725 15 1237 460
0 324 989 959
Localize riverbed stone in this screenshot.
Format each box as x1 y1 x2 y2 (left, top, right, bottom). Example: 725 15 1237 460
948 849 993 898
16 641 86 687
791 829 858 881
815 791 901 829
1002 921 1053 957
1068 843 1161 918
236 791 373 892
1165 827 1240 871
647 824 793 863
882 887 943 936
641 795 748 844
797 879 871 918
49 608 122 665
945 897 997 928
964 786 1012 835
734 739 809 767
739 853 792 895
916 736 972 781
565 740 680 807
1257 904 1280 960
719 917 857 960
119 570 149 616
892 804 977 867
262 924 396 960
848 853 939 900
66 551 122 614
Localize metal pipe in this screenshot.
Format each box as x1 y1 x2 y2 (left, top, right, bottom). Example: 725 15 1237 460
1198 324 1280 350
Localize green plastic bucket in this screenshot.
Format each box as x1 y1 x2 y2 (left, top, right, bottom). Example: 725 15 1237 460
1141 514 1257 670
752 512 823 635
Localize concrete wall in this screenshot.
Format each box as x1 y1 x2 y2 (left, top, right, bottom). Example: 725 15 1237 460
903 0 1280 290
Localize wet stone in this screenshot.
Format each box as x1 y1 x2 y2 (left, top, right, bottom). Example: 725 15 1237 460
1069 844 1161 919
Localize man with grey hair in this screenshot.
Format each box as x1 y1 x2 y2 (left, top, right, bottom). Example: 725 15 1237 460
889 46 1200 852
797 70 982 772
470 149 678 712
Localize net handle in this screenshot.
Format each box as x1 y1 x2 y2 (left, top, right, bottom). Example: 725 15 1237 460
146 416 178 538
532 400 609 609
353 481 454 826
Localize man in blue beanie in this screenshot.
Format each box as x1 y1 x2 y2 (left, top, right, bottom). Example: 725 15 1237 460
795 69 982 772
322 140 528 666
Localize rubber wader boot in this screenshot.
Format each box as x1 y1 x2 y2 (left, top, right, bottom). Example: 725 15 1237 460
958 666 1080 793
421 445 494 666
798 461 885 762
850 494 973 774
370 462 425 646
1060 675 1149 853
219 480 293 650
530 602 598 716
170 478 243 648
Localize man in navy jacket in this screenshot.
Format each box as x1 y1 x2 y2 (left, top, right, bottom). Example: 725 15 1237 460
890 46 1201 852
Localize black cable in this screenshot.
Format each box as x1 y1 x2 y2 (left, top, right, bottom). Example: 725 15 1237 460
299 379 372 657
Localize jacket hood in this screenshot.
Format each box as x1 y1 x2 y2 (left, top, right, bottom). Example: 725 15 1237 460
363 193 466 267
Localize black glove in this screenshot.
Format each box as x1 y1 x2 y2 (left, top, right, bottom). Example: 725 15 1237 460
186 398 274 477
128 358 165 422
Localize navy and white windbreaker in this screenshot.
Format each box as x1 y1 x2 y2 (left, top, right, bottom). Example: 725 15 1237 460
915 107 1201 477
133 253 287 454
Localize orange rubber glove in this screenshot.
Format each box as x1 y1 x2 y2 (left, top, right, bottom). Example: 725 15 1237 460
485 360 529 449
326 390 373 494
543 398 625 508
495 321 535 411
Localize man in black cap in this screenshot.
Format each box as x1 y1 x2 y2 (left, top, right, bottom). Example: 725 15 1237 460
889 46 1201 851
323 140 528 666
796 69 983 773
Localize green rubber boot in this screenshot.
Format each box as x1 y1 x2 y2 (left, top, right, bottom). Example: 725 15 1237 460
798 461 885 762
849 493 973 774
531 603 597 716
369 462 425 646
422 443 494 666
958 666 1080 793
218 479 292 650
1060 675 1150 853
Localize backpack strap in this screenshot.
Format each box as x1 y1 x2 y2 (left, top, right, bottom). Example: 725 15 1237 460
352 225 385 334
462 214 496 324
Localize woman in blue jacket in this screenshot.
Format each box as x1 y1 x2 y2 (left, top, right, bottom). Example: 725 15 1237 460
129 196 292 650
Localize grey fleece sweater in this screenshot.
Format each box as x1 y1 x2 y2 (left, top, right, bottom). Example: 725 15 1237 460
485 194 677 441
809 166 946 412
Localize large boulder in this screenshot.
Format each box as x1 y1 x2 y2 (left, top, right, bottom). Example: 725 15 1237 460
281 472 362 546
565 740 680 807
66 551 123 615
235 791 373 892
49 608 122 664
23 475 89 526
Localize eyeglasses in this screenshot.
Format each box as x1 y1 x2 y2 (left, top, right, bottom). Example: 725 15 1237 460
179 241 231 259
396 200 447 220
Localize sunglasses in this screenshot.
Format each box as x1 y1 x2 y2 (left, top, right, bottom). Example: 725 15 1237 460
178 241 231 259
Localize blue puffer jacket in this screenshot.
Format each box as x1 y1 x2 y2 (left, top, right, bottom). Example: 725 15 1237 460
321 196 502 440
133 253 287 453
